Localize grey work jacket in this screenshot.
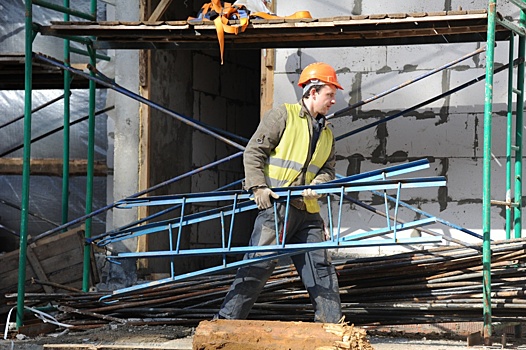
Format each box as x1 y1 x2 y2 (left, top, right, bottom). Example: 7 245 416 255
243 101 336 191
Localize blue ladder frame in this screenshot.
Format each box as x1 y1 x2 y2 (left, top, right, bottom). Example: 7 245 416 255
93 159 455 301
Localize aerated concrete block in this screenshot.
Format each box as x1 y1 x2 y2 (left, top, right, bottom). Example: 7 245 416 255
193 52 220 96
386 43 481 72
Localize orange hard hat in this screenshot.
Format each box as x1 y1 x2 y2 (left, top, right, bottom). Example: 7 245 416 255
298 62 343 90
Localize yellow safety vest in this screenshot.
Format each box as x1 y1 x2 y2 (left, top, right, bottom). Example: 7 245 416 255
264 103 333 213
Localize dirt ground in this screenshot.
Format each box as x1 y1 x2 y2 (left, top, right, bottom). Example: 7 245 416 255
1 324 525 350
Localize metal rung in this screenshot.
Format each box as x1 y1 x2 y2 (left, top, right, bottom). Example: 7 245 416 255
513 88 523 95
115 177 446 209
496 18 526 37
96 177 445 247
111 218 439 260
100 235 442 301
341 217 437 241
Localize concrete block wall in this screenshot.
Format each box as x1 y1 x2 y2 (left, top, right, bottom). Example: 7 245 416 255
189 49 261 267
275 0 526 256
136 46 259 275
110 2 261 277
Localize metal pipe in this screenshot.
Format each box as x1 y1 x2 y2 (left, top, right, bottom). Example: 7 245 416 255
32 0 96 21
0 94 65 130
327 46 486 119
506 34 515 240
371 189 483 240
83 0 97 291
17 0 33 329
70 47 111 61
0 106 114 157
482 0 497 339
514 8 526 239
62 0 71 229
102 180 243 237
0 197 60 228
93 67 249 144
34 53 246 151
16 238 526 326
30 151 244 243
335 59 519 142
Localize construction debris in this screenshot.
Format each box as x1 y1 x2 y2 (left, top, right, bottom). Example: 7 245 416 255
192 319 373 350
4 238 526 335
0 225 98 316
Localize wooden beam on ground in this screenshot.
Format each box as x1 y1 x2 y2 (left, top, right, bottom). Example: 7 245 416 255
193 319 373 350
0 158 108 176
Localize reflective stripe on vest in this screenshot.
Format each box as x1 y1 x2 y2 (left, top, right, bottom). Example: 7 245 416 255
264 103 333 213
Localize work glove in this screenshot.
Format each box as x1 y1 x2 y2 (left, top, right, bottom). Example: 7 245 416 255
253 187 280 210
301 188 321 200
302 178 323 200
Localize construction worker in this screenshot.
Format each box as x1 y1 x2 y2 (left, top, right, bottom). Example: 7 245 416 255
216 62 343 323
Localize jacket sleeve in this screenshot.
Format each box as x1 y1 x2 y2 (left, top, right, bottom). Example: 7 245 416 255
312 129 336 184
243 105 287 190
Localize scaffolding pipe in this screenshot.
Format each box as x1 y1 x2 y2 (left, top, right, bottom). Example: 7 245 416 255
62 0 71 228
0 93 65 130
0 106 113 158
506 35 515 239
17 0 33 329
482 0 497 341
514 8 525 239
33 0 96 21
83 0 98 291
335 59 520 142
34 53 246 152
0 197 60 228
30 151 244 243
327 46 486 120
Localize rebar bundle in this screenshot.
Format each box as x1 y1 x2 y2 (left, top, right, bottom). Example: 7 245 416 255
7 238 526 330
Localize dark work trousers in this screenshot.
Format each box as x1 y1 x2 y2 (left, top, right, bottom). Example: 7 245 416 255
217 204 341 323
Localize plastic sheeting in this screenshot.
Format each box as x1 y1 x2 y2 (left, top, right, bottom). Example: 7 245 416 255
0 0 111 241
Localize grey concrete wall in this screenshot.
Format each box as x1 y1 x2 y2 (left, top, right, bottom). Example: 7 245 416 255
189 49 261 270
108 0 260 278
274 0 525 255
99 0 141 289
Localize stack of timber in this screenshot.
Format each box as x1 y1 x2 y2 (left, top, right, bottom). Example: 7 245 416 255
5 238 526 330
0 225 99 317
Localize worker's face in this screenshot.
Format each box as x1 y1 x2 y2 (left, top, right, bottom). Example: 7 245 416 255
311 84 337 116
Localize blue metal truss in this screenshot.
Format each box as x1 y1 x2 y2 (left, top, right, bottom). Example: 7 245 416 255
92 159 463 301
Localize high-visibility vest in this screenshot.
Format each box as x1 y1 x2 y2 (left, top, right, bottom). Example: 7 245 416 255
264 103 333 213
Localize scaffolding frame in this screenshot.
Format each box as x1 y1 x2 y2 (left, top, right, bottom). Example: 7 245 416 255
14 0 526 342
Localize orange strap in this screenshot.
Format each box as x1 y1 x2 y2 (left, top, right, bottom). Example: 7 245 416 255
191 1 311 65
211 0 249 64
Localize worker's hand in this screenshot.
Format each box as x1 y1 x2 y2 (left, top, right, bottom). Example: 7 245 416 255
310 178 323 186
253 187 280 209
302 188 321 200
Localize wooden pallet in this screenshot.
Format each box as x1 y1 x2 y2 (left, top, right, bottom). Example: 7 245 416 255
0 225 99 315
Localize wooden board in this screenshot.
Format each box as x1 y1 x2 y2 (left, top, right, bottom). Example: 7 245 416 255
0 158 108 176
0 225 98 315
